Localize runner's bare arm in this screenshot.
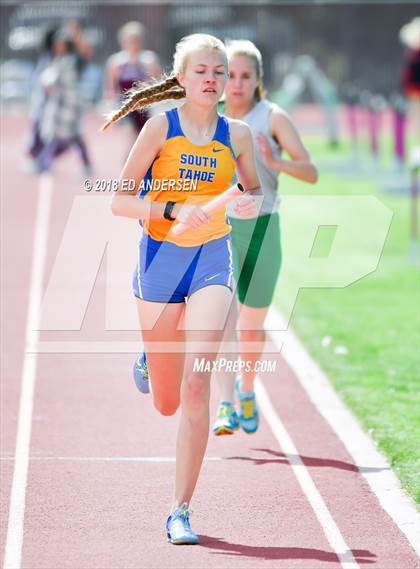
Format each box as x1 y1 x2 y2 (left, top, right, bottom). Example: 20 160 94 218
111 114 209 227
230 120 262 218
256 107 318 184
111 114 169 220
230 120 261 191
171 182 245 235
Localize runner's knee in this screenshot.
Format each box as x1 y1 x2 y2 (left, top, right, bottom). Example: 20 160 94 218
182 372 210 409
153 397 180 416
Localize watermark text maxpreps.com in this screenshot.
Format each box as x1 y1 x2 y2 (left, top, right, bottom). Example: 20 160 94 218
193 358 277 374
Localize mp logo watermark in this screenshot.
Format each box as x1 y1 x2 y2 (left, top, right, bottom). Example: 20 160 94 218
34 194 392 354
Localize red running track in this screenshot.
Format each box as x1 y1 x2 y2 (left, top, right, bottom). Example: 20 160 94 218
1 113 418 569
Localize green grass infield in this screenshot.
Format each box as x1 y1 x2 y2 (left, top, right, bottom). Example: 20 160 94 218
273 134 419 505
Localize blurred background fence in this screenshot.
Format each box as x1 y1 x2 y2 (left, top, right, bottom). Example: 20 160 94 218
1 1 419 108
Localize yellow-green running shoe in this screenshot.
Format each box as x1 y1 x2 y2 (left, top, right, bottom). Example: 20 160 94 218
212 401 240 436
235 377 259 434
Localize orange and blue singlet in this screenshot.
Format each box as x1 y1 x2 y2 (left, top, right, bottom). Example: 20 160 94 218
133 108 236 303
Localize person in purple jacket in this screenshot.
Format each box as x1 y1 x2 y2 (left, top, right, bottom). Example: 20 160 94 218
105 21 161 146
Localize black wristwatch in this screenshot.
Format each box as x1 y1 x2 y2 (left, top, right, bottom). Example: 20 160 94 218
163 201 176 221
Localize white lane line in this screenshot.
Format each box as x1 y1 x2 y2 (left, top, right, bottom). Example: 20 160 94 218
0 456 226 462
29 340 280 353
255 378 360 569
266 307 420 557
29 341 141 353
3 174 53 569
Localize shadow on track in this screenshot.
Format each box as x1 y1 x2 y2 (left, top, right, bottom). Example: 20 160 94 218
222 448 388 474
199 537 376 563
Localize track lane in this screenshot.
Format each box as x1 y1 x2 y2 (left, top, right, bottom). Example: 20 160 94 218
1 113 418 569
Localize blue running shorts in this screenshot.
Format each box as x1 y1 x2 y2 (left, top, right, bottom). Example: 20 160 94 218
133 233 234 303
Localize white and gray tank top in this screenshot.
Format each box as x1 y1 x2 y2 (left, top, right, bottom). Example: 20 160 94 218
228 99 281 218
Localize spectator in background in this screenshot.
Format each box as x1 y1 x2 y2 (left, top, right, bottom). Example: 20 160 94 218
24 21 93 175
104 21 161 146
400 17 420 138
24 26 57 170
35 27 92 175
